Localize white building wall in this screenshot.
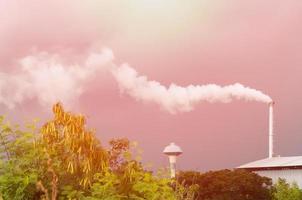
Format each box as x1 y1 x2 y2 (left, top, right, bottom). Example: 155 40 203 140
255 169 302 188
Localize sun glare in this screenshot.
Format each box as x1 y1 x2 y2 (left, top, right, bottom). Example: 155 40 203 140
121 0 204 42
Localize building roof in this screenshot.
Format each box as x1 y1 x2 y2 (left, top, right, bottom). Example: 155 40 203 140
238 156 302 170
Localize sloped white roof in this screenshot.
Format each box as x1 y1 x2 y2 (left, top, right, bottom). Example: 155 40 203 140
238 156 302 169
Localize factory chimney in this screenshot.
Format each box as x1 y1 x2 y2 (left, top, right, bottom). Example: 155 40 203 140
269 101 275 158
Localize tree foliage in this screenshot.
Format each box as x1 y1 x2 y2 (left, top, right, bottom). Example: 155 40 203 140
0 103 179 200
0 116 46 200
178 169 273 200
41 103 109 190
4 103 297 200
272 178 302 200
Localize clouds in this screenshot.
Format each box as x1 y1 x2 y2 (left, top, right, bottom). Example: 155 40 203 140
0 48 114 109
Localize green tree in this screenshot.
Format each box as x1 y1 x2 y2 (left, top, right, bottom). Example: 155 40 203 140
40 103 177 199
178 169 272 200
0 116 46 199
272 178 302 200
0 104 178 199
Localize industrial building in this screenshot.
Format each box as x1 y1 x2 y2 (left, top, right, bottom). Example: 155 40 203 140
238 102 302 187
238 156 302 187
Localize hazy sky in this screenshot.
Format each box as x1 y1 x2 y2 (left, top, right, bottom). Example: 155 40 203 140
1 0 302 171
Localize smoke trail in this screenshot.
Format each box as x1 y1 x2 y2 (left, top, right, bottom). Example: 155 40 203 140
0 48 114 109
0 47 272 113
111 64 272 113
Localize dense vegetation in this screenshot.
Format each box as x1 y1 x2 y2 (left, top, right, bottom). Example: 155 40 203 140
1 103 302 199
178 170 272 200
0 103 195 200
272 179 302 200
178 171 302 200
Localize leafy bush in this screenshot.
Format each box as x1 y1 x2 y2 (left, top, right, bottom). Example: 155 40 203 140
0 117 46 199
272 178 302 200
0 104 181 200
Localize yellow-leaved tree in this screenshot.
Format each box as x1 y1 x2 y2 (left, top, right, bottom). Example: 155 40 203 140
40 103 108 193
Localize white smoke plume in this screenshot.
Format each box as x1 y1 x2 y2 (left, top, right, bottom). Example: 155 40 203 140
0 47 272 113
0 48 114 109
111 64 272 113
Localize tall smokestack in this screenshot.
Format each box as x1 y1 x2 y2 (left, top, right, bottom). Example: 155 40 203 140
269 101 275 158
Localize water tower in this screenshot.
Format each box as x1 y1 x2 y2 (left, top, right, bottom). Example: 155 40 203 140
163 142 183 178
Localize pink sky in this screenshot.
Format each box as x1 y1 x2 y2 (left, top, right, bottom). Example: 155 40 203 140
1 0 302 171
